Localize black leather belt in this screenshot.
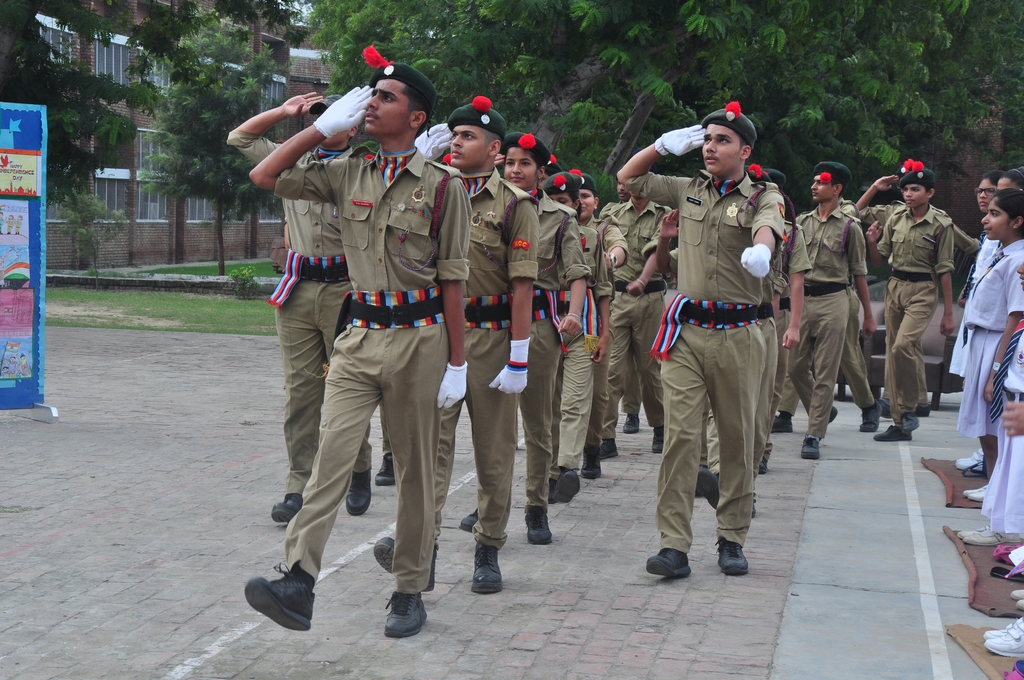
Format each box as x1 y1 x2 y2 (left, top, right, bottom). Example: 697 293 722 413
464 302 512 324
757 303 774 320
614 279 667 295
532 294 569 315
681 301 759 326
804 282 847 297
335 294 445 337
779 297 791 311
1006 390 1022 403
299 260 349 282
891 269 932 282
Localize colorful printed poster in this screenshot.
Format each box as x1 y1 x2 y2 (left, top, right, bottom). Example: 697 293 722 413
0 200 30 244
0 244 29 286
0 108 43 199
0 151 40 197
0 338 31 380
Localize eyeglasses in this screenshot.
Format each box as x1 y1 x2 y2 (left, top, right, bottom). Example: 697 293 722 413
975 187 997 196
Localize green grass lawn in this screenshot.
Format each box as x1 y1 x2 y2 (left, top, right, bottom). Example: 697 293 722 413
46 289 277 335
139 262 281 278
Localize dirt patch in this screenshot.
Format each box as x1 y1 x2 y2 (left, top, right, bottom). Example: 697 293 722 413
46 300 183 329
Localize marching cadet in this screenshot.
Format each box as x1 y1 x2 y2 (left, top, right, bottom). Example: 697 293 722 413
599 174 670 460
578 171 628 479
787 162 875 459
227 93 378 521
859 159 955 441
545 170 612 498
500 131 590 544
372 96 538 594
619 101 784 578
243 46 471 638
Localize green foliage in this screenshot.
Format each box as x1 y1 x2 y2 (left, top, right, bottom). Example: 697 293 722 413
228 265 260 299
55 190 127 277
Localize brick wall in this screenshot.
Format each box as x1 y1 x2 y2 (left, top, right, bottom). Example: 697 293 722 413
931 116 1004 238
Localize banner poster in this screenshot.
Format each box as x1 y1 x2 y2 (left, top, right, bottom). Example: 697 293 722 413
0 103 46 409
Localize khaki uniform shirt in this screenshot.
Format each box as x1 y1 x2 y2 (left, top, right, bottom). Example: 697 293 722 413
773 222 811 298
799 205 869 285
606 199 668 284
227 131 346 258
863 202 955 276
465 170 539 298
579 222 613 299
626 171 785 305
534 192 591 292
275 147 470 291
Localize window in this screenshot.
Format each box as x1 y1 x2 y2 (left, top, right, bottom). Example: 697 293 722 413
38 15 74 60
94 177 127 215
260 202 283 222
46 203 68 221
187 197 214 222
136 130 163 174
145 59 170 89
262 75 286 110
95 36 131 85
137 190 167 221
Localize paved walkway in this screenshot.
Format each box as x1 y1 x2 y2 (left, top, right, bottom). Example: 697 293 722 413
0 328 999 679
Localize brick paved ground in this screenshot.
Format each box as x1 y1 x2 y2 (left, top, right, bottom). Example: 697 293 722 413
0 327 896 679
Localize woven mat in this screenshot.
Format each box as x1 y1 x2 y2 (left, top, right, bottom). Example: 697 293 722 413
922 458 984 509
946 624 1019 680
943 526 1022 618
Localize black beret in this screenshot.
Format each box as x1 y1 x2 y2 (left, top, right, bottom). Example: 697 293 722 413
363 45 437 120
898 159 935 188
447 96 507 139
578 172 598 194
501 132 552 168
812 161 852 190
702 101 756 146
308 94 341 116
543 171 583 195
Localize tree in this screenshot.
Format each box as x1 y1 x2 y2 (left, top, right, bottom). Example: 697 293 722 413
143 25 281 276
0 0 305 202
57 189 127 286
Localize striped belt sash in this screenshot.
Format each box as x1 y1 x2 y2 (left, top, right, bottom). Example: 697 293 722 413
268 250 348 308
349 287 444 329
650 295 759 361
464 295 511 330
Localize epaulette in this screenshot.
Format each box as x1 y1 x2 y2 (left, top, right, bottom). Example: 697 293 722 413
500 178 531 202
425 159 461 179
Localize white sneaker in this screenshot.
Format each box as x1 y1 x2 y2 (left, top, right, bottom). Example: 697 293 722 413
958 525 990 539
956 449 984 470
1011 590 1024 601
985 618 1024 640
960 528 1021 546
964 485 988 502
986 623 1024 656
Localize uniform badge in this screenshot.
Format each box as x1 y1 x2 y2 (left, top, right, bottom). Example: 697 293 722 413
486 211 497 219
726 203 739 218
1018 349 1024 365
471 212 482 226
397 202 406 212
512 239 530 251
413 186 425 202
581 235 587 250
777 202 786 218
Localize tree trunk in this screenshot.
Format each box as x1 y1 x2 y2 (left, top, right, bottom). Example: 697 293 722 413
216 200 225 276
531 46 612 150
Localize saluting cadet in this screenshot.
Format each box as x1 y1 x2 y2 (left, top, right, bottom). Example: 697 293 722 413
227 92 377 521
619 101 784 578
545 170 612 499
860 160 955 441
243 46 471 638
373 96 539 594
787 162 875 459
500 131 591 545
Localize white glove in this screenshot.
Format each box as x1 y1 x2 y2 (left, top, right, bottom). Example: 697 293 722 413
489 338 529 394
654 124 704 156
312 86 372 137
415 123 454 161
741 243 772 278
437 362 467 408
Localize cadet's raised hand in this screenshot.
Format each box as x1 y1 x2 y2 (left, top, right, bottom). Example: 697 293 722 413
872 175 900 192
415 123 454 161
741 243 772 278
281 92 323 117
313 86 372 138
660 209 679 240
655 124 704 156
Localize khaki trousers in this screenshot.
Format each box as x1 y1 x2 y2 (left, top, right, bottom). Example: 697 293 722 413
658 323 765 551
586 350 610 448
789 291 848 438
276 281 372 495
763 308 791 462
603 292 665 438
520 319 563 512
433 328 516 549
841 287 876 410
551 333 596 474
622 363 642 415
285 324 448 593
884 279 937 426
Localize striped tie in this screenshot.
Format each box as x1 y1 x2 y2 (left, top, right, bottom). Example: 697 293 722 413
961 232 987 301
990 319 1024 421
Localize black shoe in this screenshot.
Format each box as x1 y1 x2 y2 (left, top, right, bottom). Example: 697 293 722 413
525 506 552 545
874 425 912 442
800 435 820 460
581 446 601 479
375 453 395 486
829 406 838 423
553 467 580 503
717 538 749 575
599 438 618 460
245 565 314 631
879 398 891 419
860 401 881 433
384 591 426 638
758 457 769 475
623 413 640 434
645 548 691 578
901 412 920 433
271 493 302 524
916 402 931 417
695 466 720 509
652 426 664 454
460 509 478 533
548 477 559 504
374 537 437 591
772 411 793 433
346 469 372 516
471 543 503 594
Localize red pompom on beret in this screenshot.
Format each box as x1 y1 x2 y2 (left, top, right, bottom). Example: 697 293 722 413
569 168 583 176
819 171 833 184
471 96 492 113
748 163 763 178
362 45 393 69
725 101 742 121
519 133 537 150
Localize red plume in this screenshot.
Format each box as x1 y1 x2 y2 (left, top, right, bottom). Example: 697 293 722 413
550 154 557 164
554 174 567 190
518 133 537 150
819 172 833 184
912 160 925 172
362 45 393 69
748 163 763 178
725 101 742 121
443 153 452 165
901 158 915 174
471 96 491 113
569 168 583 176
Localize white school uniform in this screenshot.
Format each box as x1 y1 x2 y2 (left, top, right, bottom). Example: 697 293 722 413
951 236 1001 376
983 326 1024 533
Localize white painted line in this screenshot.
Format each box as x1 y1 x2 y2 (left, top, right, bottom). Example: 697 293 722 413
899 441 953 680
164 469 477 679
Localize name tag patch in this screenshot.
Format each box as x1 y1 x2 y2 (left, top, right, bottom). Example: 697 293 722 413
686 196 703 206
351 200 374 207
